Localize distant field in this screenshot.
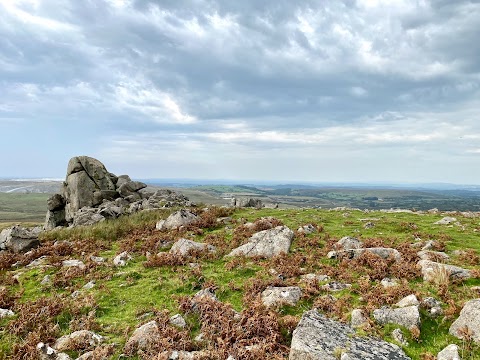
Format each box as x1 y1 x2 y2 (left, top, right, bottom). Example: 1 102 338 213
0 193 49 224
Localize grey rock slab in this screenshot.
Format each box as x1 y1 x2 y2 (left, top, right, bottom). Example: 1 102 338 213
330 247 402 262
418 260 471 282
351 309 368 328
227 225 294 258
124 320 161 353
373 305 420 329
53 330 103 352
289 310 411 359
156 209 198 230
62 260 86 269
449 298 480 342
169 238 216 257
0 225 41 253
437 344 461 360
434 217 457 225
396 295 419 308
301 273 330 282
169 314 187 328
417 250 450 262
336 236 363 250
261 286 302 308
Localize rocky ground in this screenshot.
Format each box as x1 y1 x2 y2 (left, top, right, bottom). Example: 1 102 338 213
1 205 480 359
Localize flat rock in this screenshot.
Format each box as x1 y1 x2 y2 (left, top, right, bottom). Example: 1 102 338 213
449 298 480 342
261 286 302 308
396 295 419 308
169 238 216 257
53 330 103 351
301 273 330 282
417 250 450 262
434 217 457 225
227 225 294 258
381 278 399 288
437 344 461 360
156 209 198 230
62 259 86 269
373 305 420 329
289 310 411 359
330 247 402 262
418 260 471 282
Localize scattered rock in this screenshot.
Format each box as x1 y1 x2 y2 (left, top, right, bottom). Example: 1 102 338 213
169 238 216 257
421 240 438 251
231 197 263 208
373 305 421 329
26 255 49 268
169 314 187 328
37 342 71 360
336 236 363 250
261 286 302 308
418 260 471 282
125 320 161 353
156 209 198 230
396 295 419 308
364 222 375 229
437 344 461 360
381 278 399 288
90 255 105 263
53 330 103 351
297 224 317 234
449 299 480 342
227 226 294 258
322 281 352 292
113 251 132 267
417 250 450 262
392 329 408 347
83 281 95 290
421 297 443 317
289 310 411 359
0 225 41 253
41 275 52 286
329 247 402 262
0 308 14 318
301 273 330 282
434 217 457 225
350 309 368 328
62 259 86 269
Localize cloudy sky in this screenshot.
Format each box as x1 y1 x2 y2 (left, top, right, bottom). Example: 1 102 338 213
1 0 480 183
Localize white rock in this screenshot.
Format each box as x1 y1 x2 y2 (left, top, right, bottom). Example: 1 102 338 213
113 251 132 266
62 259 86 269
0 308 15 318
437 344 461 360
396 295 419 308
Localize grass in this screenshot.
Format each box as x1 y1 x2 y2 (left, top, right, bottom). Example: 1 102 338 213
0 193 50 224
1 206 480 359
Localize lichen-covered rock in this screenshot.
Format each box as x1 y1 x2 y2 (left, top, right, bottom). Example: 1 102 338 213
329 247 402 262
437 344 461 360
53 330 103 351
449 299 480 342
227 226 294 258
418 260 471 282
373 305 420 329
169 238 216 257
289 310 411 359
350 309 368 328
417 250 450 262
156 209 198 230
261 286 302 308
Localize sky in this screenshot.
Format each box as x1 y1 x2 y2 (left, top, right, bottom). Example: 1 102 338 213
1 0 480 184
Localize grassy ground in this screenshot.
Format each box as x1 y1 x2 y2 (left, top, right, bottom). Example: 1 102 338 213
1 207 480 359
0 193 49 224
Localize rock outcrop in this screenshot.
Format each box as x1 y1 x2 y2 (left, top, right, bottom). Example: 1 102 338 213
231 197 263 208
227 226 294 258
45 156 192 229
289 310 411 359
0 225 41 253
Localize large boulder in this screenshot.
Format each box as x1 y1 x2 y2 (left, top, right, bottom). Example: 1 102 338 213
156 209 198 230
0 225 41 253
418 260 471 282
227 226 294 258
289 310 411 359
449 299 480 342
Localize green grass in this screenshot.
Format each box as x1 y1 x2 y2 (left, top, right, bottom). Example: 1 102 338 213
1 207 480 359
0 193 50 223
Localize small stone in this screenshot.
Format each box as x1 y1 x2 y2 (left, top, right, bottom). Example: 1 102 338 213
41 275 52 285
373 305 421 329
381 278 399 288
169 314 187 328
350 309 368 328
297 224 317 234
322 281 351 292
62 259 86 269
83 281 95 290
336 236 363 250
90 255 105 263
396 294 419 308
301 273 330 282
434 217 457 225
0 308 15 318
261 286 302 308
113 251 132 267
392 329 408 347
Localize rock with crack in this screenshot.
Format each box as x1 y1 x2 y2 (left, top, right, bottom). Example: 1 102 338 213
418 260 471 282
449 299 480 342
289 310 411 359
437 344 461 360
373 305 420 329
0 225 41 253
53 330 103 352
261 286 302 308
156 209 198 230
227 226 294 258
169 238 216 257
